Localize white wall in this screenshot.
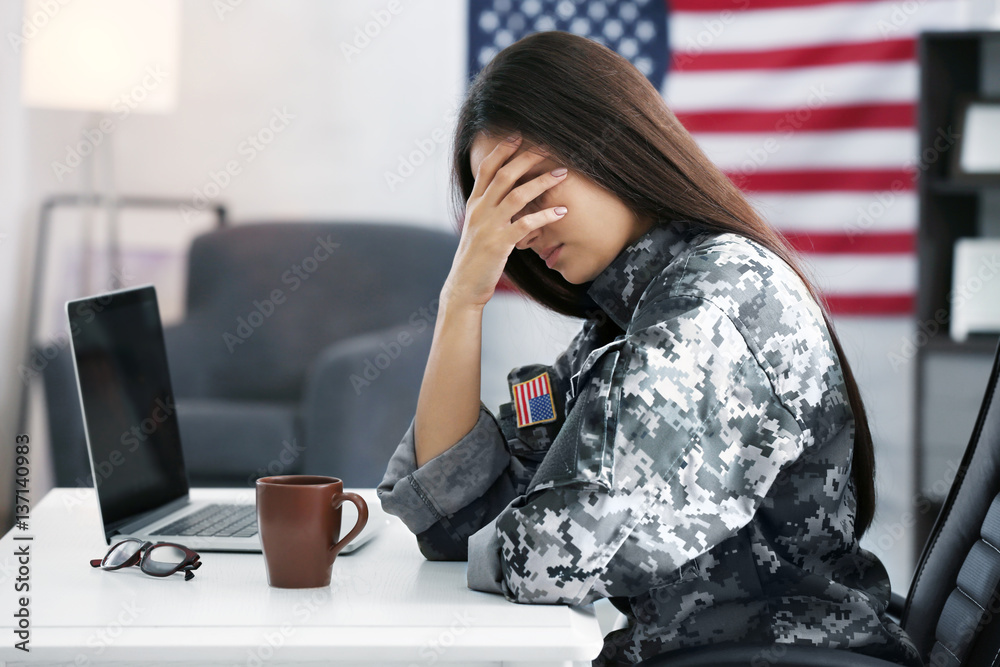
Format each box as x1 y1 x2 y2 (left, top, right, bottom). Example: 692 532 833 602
835 317 917 593
0 0 29 534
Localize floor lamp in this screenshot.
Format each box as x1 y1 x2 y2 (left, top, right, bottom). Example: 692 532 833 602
16 0 181 435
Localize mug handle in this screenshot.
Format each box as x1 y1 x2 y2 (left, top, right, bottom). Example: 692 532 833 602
329 491 369 558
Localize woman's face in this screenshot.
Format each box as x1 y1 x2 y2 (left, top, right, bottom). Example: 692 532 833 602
469 131 655 285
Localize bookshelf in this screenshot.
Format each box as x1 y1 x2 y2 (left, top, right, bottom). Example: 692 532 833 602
912 30 1000 553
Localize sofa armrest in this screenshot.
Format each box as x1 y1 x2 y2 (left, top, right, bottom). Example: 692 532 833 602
35 342 91 487
300 321 434 487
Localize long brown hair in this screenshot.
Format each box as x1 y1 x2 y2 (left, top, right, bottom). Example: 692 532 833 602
448 31 876 537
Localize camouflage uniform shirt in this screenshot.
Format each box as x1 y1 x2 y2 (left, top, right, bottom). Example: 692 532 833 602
377 220 921 666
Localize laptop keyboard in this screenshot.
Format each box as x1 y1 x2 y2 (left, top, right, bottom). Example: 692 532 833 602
151 504 258 538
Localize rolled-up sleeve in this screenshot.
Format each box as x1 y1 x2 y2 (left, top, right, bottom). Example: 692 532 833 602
377 401 511 535
468 296 805 605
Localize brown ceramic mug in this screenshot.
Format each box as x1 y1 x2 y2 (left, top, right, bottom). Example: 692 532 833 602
255 475 368 588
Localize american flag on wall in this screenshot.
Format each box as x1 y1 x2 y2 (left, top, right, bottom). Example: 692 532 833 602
468 0 969 315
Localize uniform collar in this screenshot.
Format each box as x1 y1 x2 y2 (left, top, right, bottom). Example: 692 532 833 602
585 220 697 331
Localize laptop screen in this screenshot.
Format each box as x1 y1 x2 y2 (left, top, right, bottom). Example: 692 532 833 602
68 285 189 538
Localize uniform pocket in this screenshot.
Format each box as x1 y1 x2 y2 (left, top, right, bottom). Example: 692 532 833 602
528 341 627 494
499 363 570 460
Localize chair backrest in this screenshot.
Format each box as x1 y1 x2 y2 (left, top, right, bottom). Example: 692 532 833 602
178 221 457 401
903 340 1000 665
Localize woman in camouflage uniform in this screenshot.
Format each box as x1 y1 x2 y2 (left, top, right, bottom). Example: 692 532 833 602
378 31 921 667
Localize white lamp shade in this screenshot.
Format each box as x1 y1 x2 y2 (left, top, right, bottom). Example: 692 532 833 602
20 0 180 113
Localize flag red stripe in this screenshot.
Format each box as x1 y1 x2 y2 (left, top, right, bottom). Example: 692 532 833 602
670 0 862 10
671 38 914 72
675 103 914 133
727 169 916 192
823 294 913 315
782 231 915 254
516 383 526 426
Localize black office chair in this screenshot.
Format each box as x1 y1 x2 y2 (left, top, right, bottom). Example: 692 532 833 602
638 339 1000 667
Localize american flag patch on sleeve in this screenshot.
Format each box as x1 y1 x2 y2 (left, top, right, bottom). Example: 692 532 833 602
512 372 557 428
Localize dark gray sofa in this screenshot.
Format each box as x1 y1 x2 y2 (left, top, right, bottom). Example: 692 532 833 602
41 221 457 489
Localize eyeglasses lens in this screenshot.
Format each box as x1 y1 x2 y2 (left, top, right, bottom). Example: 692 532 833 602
103 540 142 567
144 545 187 575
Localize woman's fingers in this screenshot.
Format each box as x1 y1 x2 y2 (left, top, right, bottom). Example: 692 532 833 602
469 134 522 201
500 166 568 221
509 205 568 244
481 149 549 210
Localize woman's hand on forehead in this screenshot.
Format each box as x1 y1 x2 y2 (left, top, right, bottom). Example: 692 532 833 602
507 143 558 184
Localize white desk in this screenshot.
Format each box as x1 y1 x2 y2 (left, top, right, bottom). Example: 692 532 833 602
0 488 603 666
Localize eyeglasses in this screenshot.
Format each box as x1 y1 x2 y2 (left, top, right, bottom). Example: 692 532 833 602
90 538 202 581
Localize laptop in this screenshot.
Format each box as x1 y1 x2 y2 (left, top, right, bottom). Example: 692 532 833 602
67 284 385 553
